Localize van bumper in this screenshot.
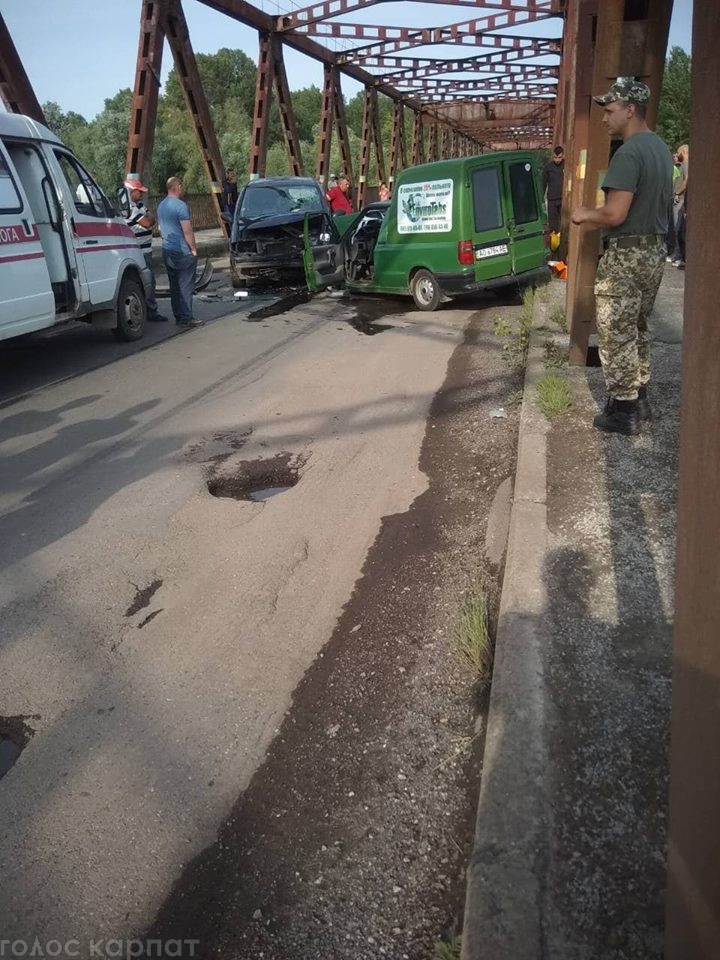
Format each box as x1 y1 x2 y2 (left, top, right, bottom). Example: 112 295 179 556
436 264 549 297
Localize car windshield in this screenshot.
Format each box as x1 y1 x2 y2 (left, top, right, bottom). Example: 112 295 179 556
238 183 324 219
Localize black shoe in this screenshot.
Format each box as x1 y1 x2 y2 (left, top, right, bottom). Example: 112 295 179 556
593 398 640 435
148 313 168 323
176 317 204 327
637 384 651 421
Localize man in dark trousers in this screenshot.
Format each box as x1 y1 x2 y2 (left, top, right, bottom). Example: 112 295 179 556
572 77 673 436
543 145 565 234
221 168 238 215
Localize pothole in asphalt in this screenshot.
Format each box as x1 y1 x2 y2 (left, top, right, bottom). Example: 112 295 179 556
125 579 163 617
207 452 305 502
0 716 37 779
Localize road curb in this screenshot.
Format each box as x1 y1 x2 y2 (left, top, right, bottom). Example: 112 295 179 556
461 293 552 960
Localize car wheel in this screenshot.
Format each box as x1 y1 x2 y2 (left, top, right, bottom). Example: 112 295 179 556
113 274 146 341
410 269 441 311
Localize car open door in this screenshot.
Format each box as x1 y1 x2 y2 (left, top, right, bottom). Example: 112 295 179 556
302 212 345 291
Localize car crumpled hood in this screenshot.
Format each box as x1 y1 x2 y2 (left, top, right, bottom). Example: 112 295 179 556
233 209 326 237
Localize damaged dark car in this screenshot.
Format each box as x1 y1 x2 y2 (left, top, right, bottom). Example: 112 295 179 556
229 176 344 291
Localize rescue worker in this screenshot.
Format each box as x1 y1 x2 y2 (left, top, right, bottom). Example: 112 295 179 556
124 177 165 322
572 78 673 435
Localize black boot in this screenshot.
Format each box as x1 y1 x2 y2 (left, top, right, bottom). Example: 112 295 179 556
637 384 651 421
593 398 640 435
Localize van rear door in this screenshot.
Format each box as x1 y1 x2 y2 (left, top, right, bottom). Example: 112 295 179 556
503 158 546 277
0 141 54 338
468 164 514 283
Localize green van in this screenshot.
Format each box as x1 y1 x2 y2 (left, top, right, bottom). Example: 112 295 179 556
308 151 550 310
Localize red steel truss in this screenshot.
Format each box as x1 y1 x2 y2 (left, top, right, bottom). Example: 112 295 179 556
0 0 564 218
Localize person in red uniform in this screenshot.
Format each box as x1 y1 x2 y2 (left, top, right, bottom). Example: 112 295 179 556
326 176 353 215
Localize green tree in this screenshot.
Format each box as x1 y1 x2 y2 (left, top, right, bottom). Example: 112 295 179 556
657 46 691 149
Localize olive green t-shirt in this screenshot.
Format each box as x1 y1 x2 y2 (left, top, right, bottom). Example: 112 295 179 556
602 131 674 237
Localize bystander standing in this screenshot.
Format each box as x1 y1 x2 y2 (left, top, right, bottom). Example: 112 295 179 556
157 177 202 328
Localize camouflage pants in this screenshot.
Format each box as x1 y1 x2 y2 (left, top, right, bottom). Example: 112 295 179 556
594 243 666 400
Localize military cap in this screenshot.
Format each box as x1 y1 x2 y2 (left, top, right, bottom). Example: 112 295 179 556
593 77 651 105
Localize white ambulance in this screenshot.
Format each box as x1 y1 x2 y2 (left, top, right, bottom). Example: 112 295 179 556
0 113 150 342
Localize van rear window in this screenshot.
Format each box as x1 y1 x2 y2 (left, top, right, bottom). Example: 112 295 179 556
508 162 539 225
472 167 503 233
0 153 23 214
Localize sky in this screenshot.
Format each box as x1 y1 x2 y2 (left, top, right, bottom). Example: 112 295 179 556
0 0 694 120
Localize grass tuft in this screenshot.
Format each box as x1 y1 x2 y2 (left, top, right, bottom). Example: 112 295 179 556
435 936 462 960
453 584 493 686
549 304 568 332
536 374 572 420
543 337 567 369
507 388 524 407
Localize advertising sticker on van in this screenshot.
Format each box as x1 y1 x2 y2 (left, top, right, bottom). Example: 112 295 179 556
397 179 453 234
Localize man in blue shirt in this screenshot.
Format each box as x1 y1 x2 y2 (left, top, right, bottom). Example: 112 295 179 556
157 177 202 327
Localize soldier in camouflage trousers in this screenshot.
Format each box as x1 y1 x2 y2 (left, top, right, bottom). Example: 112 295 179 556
572 77 674 435
594 239 666 400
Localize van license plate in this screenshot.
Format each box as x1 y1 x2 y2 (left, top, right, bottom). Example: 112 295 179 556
476 243 508 260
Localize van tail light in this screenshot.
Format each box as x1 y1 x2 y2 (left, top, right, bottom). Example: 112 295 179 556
458 240 474 266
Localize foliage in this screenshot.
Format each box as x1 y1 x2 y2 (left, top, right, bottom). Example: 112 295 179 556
536 374 572 419
452 584 493 687
41 48 406 199
549 304 567 333
543 337 567 369
434 936 462 960
657 46 691 150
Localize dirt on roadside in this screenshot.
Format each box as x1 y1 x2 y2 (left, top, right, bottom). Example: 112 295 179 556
146 304 524 960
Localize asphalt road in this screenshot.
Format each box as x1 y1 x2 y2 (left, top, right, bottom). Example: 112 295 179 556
0 285 484 947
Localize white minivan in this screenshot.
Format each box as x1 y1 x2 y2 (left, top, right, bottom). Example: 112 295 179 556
0 113 150 342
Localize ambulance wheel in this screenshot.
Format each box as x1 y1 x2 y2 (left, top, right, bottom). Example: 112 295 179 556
410 269 441 311
114 274 147 341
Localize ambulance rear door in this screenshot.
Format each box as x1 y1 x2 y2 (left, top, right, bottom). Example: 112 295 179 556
0 139 54 339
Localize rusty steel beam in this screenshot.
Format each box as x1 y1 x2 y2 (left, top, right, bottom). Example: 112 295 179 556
396 73 557 89
357 86 375 210
331 11 558 61
248 31 275 179
440 125 449 160
389 100 406 187
376 42 560 83
372 89 387 186
126 0 167 183
666 5 720 955
162 0 225 230
411 110 424 166
316 63 336 188
422 87 557 101
273 36 304 176
333 71 354 183
356 34 559 73
0 12 46 123
278 0 554 31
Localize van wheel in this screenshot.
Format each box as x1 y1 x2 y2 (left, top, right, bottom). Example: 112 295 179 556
114 275 146 341
411 269 441 311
